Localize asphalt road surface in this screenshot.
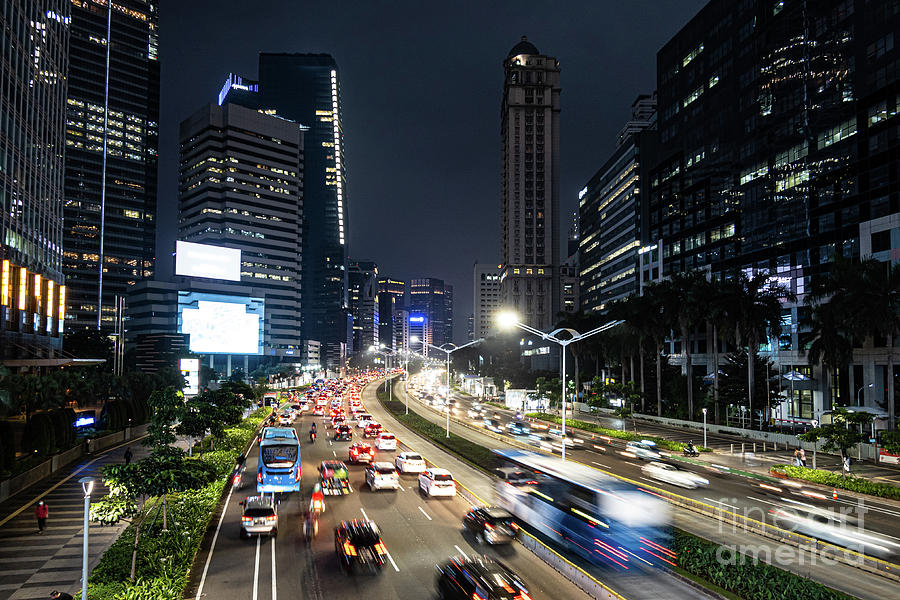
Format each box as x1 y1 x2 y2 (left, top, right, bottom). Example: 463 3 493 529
190 395 591 600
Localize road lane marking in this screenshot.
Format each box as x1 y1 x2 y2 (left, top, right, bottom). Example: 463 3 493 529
253 535 261 600
418 506 432 520
271 536 277 600
384 547 400 571
704 497 739 511
454 545 470 560
332 450 336 457
592 461 612 469
360 507 370 520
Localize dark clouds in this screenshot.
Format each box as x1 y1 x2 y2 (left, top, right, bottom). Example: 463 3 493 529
158 1 708 342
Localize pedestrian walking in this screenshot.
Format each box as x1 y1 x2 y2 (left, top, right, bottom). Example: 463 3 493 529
799 448 807 467
35 500 48 533
124 446 133 465
792 448 800 466
843 455 851 474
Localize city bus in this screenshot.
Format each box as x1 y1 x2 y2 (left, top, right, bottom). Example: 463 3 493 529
493 448 671 570
257 427 301 493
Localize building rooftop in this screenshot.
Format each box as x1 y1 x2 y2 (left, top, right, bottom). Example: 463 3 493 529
508 36 539 57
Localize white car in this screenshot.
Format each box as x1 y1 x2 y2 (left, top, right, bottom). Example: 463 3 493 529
356 414 373 428
418 468 456 497
641 461 709 489
366 462 401 491
625 440 662 460
395 452 427 474
375 433 397 451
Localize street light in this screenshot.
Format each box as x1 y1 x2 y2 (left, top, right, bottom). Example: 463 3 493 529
79 476 95 600
701 407 708 449
403 336 420 414
369 344 393 395
496 311 623 461
857 383 874 407
425 339 484 437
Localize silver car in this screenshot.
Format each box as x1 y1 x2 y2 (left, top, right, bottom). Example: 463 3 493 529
240 496 278 538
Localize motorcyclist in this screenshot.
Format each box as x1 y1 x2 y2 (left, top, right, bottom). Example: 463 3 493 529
685 440 698 455
303 509 318 542
310 483 325 514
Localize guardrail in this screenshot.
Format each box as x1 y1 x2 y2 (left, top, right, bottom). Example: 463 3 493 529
405 388 900 582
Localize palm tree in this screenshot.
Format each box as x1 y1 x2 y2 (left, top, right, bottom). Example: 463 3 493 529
664 271 707 422
637 282 672 416
702 276 733 424
729 271 794 429
805 302 853 407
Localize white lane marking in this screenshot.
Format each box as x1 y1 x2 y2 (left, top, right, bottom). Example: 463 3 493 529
329 440 333 446
704 497 739 511
252 535 261 600
398 482 405 491
454 544 470 560
195 435 258 600
271 535 277 600
418 506 433 520
592 461 612 469
384 548 401 572
360 507 370 521
332 450 336 457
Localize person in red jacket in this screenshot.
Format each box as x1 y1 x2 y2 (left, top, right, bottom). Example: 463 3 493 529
35 500 48 533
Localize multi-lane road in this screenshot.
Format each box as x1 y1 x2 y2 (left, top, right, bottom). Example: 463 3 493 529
188 384 592 600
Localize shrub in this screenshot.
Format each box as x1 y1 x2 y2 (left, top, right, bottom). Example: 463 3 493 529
101 400 125 431
770 464 900 500
22 413 55 457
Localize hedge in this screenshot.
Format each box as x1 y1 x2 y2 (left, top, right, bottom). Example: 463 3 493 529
525 412 711 452
770 464 900 501
376 389 501 473
674 529 856 600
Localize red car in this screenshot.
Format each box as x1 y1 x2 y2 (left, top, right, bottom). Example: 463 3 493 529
349 443 376 464
364 423 383 439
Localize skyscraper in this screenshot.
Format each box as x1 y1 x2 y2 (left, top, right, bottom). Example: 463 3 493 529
0 0 70 359
347 260 378 352
178 102 304 355
472 263 501 340
377 277 405 349
409 278 453 346
257 53 349 370
62 0 160 331
499 36 561 331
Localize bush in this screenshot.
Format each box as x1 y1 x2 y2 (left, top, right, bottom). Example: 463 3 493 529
525 412 710 452
770 464 900 500
674 529 855 600
22 413 56 457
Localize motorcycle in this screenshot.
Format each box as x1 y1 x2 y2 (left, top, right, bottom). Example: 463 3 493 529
231 465 244 490
683 446 700 457
309 430 317 443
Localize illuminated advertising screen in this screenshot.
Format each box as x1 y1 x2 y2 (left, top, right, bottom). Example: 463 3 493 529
179 358 200 395
178 292 264 355
175 241 241 282
409 313 426 323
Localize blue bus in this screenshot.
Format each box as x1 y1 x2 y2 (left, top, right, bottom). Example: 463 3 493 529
493 448 672 571
257 427 301 493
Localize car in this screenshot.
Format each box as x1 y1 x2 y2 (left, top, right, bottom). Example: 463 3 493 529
641 461 709 489
436 556 529 600
319 460 352 495
494 467 539 486
463 506 519 545
395 452 427 474
334 519 388 573
364 422 383 438
771 503 900 560
506 422 531 436
483 418 503 434
334 424 353 441
313 406 326 416
625 440 662 460
349 442 376 464
467 408 483 419
356 413 374 428
418 468 456 498
240 495 278 538
375 433 397 451
330 416 346 429
365 462 401 490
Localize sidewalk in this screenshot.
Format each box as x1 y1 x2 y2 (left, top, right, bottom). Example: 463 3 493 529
0 440 149 600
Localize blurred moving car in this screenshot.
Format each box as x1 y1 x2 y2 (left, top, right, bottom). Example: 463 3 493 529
770 502 900 559
463 506 519 545
395 452 427 474
641 461 709 489
418 468 456 498
365 462 401 491
334 424 353 441
240 496 278 538
349 442 376 464
506 422 531 436
494 467 539 487
334 519 388 573
435 556 530 600
318 460 352 495
483 418 503 433
625 440 661 460
375 432 397 451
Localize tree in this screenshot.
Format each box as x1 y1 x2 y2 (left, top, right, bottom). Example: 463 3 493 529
801 408 875 474
702 276 733 424
804 302 853 408
664 271 708 422
63 329 113 363
534 377 559 410
637 282 673 416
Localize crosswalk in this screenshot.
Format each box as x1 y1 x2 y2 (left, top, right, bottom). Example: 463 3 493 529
0 443 148 600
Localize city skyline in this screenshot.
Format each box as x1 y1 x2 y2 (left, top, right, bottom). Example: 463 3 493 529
156 1 708 342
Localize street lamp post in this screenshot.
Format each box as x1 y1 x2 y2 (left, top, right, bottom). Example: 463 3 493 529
497 312 622 461
857 383 874 407
702 407 708 449
369 345 393 398
404 336 420 414
426 339 483 437
79 476 95 600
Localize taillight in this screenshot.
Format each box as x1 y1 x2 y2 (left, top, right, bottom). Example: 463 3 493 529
257 468 263 483
514 593 531 600
511 522 519 530
295 464 302 481
232 474 241 485
484 522 494 531
266 515 276 522
375 541 387 555
241 516 252 523
343 541 357 556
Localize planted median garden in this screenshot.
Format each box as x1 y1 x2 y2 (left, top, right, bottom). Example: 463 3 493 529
77 383 269 600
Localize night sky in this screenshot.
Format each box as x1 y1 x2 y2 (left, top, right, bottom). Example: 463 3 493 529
157 1 708 342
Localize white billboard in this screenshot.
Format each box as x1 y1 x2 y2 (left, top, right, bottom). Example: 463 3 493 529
175 241 241 282
179 358 200 396
178 292 264 355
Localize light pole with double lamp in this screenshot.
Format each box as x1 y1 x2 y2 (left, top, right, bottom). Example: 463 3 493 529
496 312 623 461
369 344 393 397
403 336 420 414
425 339 484 437
79 476 95 600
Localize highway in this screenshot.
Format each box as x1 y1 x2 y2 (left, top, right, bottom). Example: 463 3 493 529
396 378 897 600
189 383 592 600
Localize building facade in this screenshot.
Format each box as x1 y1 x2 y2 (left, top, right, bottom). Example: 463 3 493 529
178 102 304 355
579 94 657 312
377 276 405 349
0 0 70 359
472 262 501 339
409 277 453 347
347 260 378 353
499 36 561 331
62 0 159 331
